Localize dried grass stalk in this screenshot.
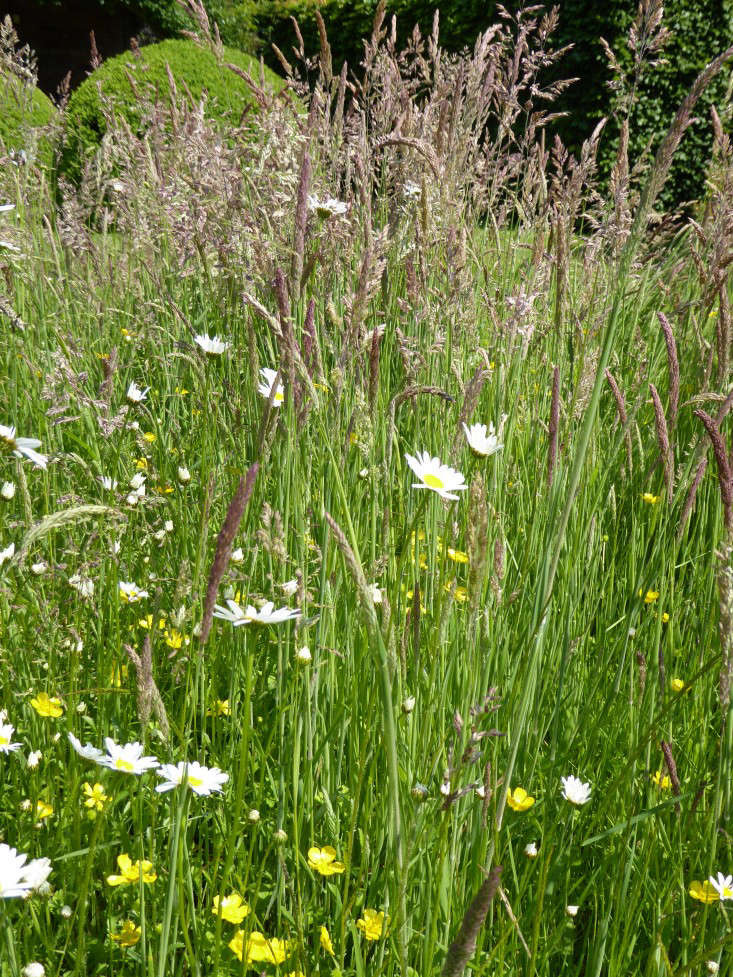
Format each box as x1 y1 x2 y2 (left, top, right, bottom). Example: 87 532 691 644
125 635 169 738
660 739 681 796
442 867 502 977
649 383 674 497
657 312 679 430
717 542 733 713
200 464 259 645
694 409 733 531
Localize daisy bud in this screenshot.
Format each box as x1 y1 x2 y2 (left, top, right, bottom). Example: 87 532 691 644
27 750 42 768
76 701 87 713
230 547 244 564
21 798 32 811
1 481 15 500
524 842 538 858
60 905 72 918
247 809 260 823
707 962 720 974
402 696 416 714
411 783 428 801
296 646 312 665
274 828 287 843
566 905 579 917
177 466 191 484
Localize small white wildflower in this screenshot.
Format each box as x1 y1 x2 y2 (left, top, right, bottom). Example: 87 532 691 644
462 422 503 458
295 646 312 665
280 579 298 596
21 962 45 977
566 905 579 917
164 520 173 533
368 583 383 604
706 962 720 974
0 424 47 468
20 799 32 811
0 542 15 565
440 781 451 797
126 382 148 404
247 809 260 823
274 828 287 843
258 368 284 406
110 539 121 556
98 476 117 491
129 473 146 491
194 334 229 355
474 784 485 799
60 904 72 918
525 842 538 858
76 701 87 714
177 466 191 484
402 696 415 714
31 562 47 575
1 481 15 500
560 775 591 806
27 751 42 769
307 194 348 218
230 547 244 564
69 574 94 598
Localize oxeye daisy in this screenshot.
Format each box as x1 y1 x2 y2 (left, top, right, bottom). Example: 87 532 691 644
118 581 149 603
0 721 21 753
709 872 733 900
155 761 229 796
307 194 348 218
194 334 229 355
560 775 591 806
0 424 48 469
213 599 300 626
126 382 148 404
0 843 51 898
405 451 467 501
258 368 284 406
462 422 503 457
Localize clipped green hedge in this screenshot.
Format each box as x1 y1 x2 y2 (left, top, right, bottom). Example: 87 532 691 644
0 70 56 168
61 37 282 182
256 0 732 208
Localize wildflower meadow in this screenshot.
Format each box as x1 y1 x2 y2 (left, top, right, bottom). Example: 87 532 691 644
1 0 733 974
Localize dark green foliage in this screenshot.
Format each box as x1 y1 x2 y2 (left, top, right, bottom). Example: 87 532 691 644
255 0 732 207
0 70 56 168
60 37 282 182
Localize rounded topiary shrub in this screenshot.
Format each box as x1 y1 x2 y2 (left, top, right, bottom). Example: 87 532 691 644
61 38 282 183
0 70 56 168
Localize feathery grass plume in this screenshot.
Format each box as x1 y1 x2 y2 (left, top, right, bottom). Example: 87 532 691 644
324 512 379 636
660 740 681 797
649 383 673 498
200 464 259 645
291 149 311 302
657 313 679 431
678 457 707 540
456 366 491 442
13 505 119 566
0 293 26 332
125 635 169 738
314 10 332 86
442 866 502 977
548 366 560 487
368 322 382 416
694 409 733 532
274 268 297 406
717 543 733 714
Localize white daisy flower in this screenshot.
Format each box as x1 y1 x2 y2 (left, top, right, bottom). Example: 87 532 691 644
560 775 591 806
368 583 383 604
98 476 118 491
67 733 105 763
118 581 149 603
280 578 298 596
194 334 229 355
129 473 146 491
0 424 47 469
0 542 14 566
155 761 229 796
22 963 45 977
405 451 467 501
69 574 94 598
709 872 733 900
230 548 244 564
177 466 191 484
27 751 42 769
213 598 301 626
462 422 503 458
126 382 149 404
0 721 21 753
69 734 158 775
307 194 348 218
295 645 312 664
1 481 15 500
0 844 52 899
258 368 284 406
30 562 47 575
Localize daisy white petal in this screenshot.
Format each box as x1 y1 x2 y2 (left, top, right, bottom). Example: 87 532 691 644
155 761 229 796
709 872 733 900
462 422 503 457
560 775 591 806
257 368 284 406
405 451 467 501
194 334 229 355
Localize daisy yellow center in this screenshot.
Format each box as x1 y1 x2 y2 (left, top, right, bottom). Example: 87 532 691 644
274 391 284 403
724 885 733 898
188 774 204 788
423 474 444 489
115 757 135 772
0 735 8 745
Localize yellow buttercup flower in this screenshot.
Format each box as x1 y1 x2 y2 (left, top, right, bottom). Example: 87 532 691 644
208 699 230 717
106 854 157 886
506 787 535 812
111 920 141 947
213 893 250 924
652 770 671 790
30 692 64 718
83 782 109 812
143 431 156 443
671 677 685 693
307 846 346 876
229 930 292 964
356 908 386 941
135 457 148 470
320 925 335 955
445 546 469 564
641 493 659 504
35 800 53 820
639 589 659 604
689 880 719 903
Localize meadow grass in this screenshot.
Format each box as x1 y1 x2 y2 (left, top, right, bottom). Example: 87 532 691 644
1 2 733 975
